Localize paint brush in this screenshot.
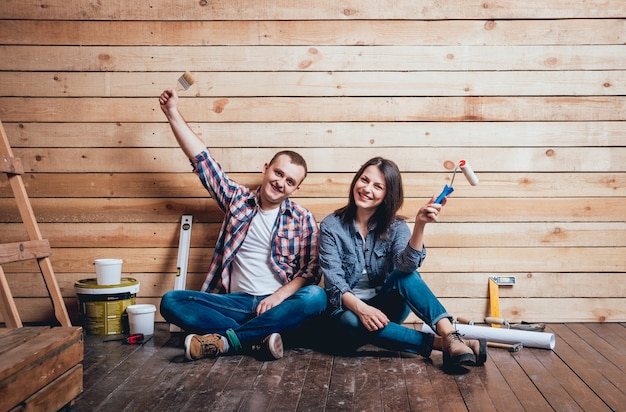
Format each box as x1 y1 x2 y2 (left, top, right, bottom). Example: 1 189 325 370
176 71 195 91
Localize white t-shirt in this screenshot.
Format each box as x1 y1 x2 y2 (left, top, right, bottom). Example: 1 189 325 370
229 207 283 295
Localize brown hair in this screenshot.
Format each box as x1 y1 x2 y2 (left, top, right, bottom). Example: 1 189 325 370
335 157 404 240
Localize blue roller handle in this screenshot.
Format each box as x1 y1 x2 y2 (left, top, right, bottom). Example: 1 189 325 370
434 184 454 204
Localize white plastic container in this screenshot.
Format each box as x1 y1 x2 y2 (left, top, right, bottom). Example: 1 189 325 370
126 304 157 336
94 258 123 285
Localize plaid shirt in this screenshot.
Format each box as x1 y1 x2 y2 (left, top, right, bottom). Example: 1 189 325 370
193 150 321 294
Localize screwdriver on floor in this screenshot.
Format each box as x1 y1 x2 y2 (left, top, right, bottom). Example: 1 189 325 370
103 333 144 344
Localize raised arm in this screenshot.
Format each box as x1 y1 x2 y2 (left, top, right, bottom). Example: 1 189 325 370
409 195 445 252
158 89 206 159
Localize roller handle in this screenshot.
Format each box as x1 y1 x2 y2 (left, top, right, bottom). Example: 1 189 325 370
434 184 454 204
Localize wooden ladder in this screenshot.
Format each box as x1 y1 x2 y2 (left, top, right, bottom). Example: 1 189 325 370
0 120 71 327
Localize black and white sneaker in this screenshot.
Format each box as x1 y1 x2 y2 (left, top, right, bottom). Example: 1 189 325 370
250 333 283 360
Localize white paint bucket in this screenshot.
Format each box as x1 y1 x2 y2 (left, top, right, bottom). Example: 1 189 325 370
94 258 123 285
126 304 157 336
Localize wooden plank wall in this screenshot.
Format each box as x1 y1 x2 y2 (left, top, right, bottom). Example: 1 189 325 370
0 0 624 324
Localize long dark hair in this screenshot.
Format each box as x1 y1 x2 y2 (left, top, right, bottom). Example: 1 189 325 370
335 157 404 240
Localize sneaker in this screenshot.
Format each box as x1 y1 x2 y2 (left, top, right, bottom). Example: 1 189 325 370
184 333 225 361
250 333 283 360
442 331 477 366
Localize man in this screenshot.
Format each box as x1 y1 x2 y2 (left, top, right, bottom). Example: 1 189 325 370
158 89 327 361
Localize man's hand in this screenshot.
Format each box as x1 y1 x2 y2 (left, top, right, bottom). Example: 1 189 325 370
255 277 308 315
157 88 206 159
256 293 287 315
158 88 178 114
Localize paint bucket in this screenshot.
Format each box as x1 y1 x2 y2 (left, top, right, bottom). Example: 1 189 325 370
94 258 123 285
75 278 140 335
126 304 157 336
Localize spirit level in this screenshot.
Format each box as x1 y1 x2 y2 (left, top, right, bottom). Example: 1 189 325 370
170 215 193 332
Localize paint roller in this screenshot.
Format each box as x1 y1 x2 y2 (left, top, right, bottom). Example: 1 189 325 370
434 159 479 204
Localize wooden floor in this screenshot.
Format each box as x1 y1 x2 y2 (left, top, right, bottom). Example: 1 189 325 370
69 323 626 411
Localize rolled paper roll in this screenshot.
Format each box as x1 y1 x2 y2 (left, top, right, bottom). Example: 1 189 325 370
459 159 479 186
420 322 556 349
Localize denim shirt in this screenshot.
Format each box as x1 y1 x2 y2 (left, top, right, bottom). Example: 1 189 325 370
319 213 426 310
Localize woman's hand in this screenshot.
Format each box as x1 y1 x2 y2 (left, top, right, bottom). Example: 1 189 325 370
356 300 390 332
415 195 445 224
409 196 445 250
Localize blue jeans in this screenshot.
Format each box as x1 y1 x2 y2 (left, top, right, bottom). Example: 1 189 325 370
329 270 451 357
160 285 327 350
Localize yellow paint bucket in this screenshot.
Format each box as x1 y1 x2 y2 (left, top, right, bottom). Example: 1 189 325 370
75 278 140 335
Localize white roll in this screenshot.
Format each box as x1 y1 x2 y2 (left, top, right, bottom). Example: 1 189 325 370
458 159 479 186
420 323 556 350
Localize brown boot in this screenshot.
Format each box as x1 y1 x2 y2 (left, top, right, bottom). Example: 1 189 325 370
441 332 482 366
184 333 226 361
462 336 487 366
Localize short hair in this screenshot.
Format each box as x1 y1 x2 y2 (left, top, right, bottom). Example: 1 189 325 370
269 150 308 182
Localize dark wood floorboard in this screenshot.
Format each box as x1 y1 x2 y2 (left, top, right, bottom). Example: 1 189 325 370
297 349 333 411
68 323 626 411
488 347 552 410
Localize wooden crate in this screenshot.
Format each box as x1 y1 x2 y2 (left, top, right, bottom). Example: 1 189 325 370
0 327 83 411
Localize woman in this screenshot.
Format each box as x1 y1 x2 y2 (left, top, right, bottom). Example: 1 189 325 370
319 157 486 367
